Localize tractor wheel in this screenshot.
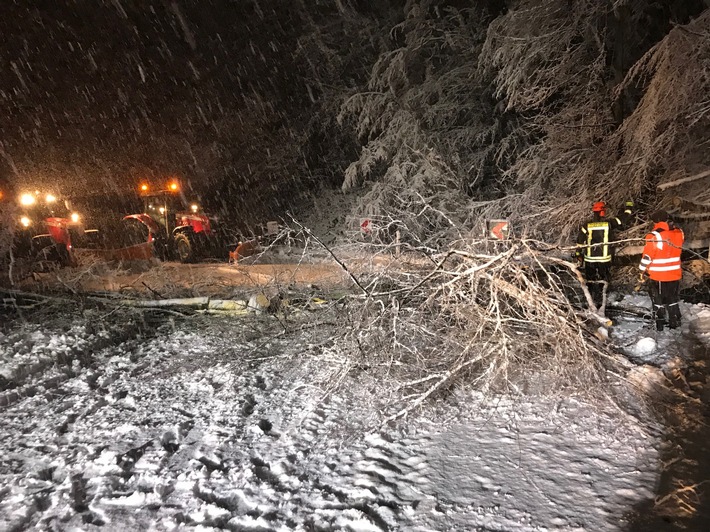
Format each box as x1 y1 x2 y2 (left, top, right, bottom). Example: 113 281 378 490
175 233 196 263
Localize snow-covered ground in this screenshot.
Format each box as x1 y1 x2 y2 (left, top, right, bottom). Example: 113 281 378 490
1 294 709 531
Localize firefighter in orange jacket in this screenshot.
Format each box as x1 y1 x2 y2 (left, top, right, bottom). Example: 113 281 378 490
576 201 623 308
639 210 684 331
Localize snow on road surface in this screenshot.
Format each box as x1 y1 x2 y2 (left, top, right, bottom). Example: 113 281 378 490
1 297 709 530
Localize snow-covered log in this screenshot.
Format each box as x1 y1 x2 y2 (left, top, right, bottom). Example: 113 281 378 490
117 297 210 308
658 169 710 191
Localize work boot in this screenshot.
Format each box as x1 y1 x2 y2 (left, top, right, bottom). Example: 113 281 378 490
668 303 681 329
652 305 665 332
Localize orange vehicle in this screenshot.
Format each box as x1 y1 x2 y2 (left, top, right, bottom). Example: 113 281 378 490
1 189 96 267
122 179 234 263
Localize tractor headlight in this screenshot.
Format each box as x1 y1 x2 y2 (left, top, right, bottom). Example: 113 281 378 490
45 194 57 203
20 194 36 206
70 212 80 223
20 216 31 227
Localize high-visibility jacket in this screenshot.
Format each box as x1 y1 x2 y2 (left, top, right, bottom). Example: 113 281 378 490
576 216 623 263
639 221 684 281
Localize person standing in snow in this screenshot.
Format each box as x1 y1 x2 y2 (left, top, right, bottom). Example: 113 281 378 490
575 201 624 309
638 210 684 331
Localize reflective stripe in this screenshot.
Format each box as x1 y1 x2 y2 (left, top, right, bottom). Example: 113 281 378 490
651 257 680 264
648 265 681 272
650 231 664 249
586 223 610 259
639 264 648 271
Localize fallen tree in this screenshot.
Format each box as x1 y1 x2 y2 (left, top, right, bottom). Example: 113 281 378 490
326 237 632 420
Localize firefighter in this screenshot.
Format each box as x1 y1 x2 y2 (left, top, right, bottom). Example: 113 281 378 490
576 201 624 309
619 200 636 227
638 210 684 331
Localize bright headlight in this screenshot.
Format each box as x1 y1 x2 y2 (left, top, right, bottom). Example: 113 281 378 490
70 212 80 223
20 216 31 227
20 194 36 206
45 194 56 203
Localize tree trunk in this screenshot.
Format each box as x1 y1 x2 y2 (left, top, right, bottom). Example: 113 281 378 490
611 5 631 124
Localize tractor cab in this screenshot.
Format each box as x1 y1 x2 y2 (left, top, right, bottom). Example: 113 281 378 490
124 179 225 262
19 191 73 222
137 181 211 234
6 190 87 266
143 189 187 237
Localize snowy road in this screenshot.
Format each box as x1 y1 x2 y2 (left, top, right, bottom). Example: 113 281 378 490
1 297 709 530
0 307 435 530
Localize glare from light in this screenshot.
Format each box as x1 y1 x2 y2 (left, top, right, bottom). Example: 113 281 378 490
191 204 199 212
45 194 57 203
70 212 80 223
141 184 149 192
20 216 31 227
169 182 179 191
159 207 165 214
20 193 36 206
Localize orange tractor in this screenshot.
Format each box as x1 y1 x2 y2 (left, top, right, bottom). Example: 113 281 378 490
120 180 235 263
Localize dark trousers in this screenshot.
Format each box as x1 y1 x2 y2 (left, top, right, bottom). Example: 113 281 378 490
584 261 611 309
648 279 681 331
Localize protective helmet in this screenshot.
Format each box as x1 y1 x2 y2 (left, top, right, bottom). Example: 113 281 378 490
592 201 606 216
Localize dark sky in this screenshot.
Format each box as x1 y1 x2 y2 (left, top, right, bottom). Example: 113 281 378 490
0 0 340 203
